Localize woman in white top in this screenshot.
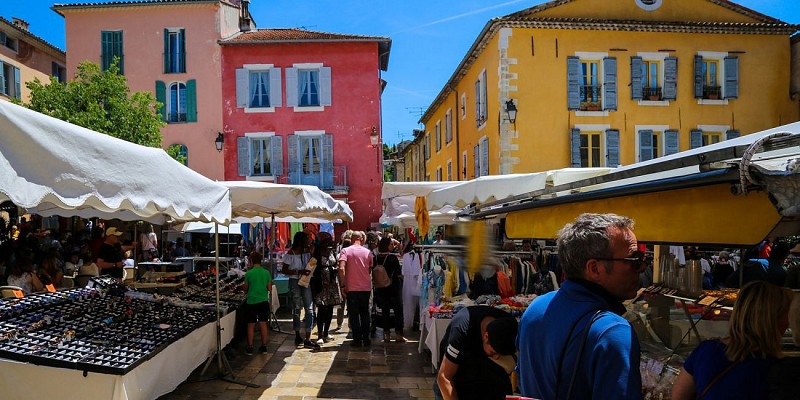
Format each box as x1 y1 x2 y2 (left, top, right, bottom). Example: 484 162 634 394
282 231 317 349
401 241 422 332
7 258 44 294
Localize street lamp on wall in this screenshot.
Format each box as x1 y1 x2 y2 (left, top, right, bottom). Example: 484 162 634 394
505 99 517 125
369 126 380 148
215 132 224 152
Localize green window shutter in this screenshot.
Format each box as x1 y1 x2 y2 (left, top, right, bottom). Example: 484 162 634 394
186 79 197 122
603 57 617 111
606 129 620 167
270 68 282 107
723 56 738 99
114 31 124 75
320 67 332 106
101 31 112 71
664 129 679 155
155 80 167 122
663 57 678 101
235 68 248 108
237 136 250 176
690 129 703 149
630 56 643 100
179 28 186 73
285 68 298 107
693 55 704 99
639 129 654 161
570 128 581 167
287 134 299 182
163 29 170 73
271 136 284 176
567 57 580 110
725 129 740 140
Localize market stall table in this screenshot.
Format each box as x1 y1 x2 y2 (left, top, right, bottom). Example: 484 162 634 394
419 314 453 370
0 311 236 400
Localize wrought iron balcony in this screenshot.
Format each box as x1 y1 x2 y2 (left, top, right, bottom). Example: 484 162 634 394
703 85 721 99
579 85 603 110
285 165 348 193
642 86 662 101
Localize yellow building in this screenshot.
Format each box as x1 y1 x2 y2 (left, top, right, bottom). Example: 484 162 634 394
0 17 66 103
420 0 799 180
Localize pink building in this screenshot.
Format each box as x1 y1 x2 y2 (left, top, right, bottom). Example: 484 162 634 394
53 0 249 181
220 28 390 231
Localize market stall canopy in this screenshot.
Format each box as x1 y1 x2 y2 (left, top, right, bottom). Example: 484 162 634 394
425 168 612 210
0 101 231 224
180 215 341 234
380 181 460 227
466 122 800 246
220 181 352 222
381 181 456 200
380 206 461 228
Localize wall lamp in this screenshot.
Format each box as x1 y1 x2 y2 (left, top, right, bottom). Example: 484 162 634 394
215 132 224 152
369 126 380 148
505 99 517 125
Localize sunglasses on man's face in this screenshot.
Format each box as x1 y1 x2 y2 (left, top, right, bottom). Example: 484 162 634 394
594 251 648 269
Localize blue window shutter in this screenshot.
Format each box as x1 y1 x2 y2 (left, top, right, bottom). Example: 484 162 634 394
723 56 738 99
690 129 703 149
0 63 5 94
13 67 19 99
271 136 284 176
186 79 197 122
694 55 704 98
663 57 678 101
320 67 332 106
285 68 298 107
603 57 617 111
155 80 166 122
287 134 299 182
179 28 186 73
606 129 620 167
639 129 654 161
163 29 170 73
567 57 580 110
725 129 740 140
322 134 334 188
481 139 489 176
237 136 250 177
664 129 679 155
235 68 248 108
630 56 643 100
270 68 282 107
474 145 480 178
570 128 581 167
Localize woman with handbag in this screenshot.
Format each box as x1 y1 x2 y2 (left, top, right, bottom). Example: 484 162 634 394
375 237 405 343
671 281 792 400
311 232 342 346
282 231 318 349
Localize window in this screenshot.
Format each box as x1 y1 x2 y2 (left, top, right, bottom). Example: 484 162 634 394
447 161 452 181
570 127 619 167
163 28 185 74
631 54 676 102
236 65 282 111
460 93 466 119
155 80 197 123
435 121 441 152
176 144 188 166
237 134 284 179
436 167 442 182
302 136 321 174
286 64 331 109
642 61 659 98
101 31 123 74
474 137 489 177
0 61 21 99
690 127 738 149
287 133 334 188
475 70 487 127
568 55 617 111
0 32 18 52
445 109 452 144
637 127 679 161
51 62 66 83
703 131 721 146
462 151 468 179
425 133 431 160
694 53 738 100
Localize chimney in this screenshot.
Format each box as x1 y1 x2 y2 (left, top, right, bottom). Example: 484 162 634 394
12 18 29 32
239 0 256 32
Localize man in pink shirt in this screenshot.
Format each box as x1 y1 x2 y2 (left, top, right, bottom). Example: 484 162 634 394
338 231 374 347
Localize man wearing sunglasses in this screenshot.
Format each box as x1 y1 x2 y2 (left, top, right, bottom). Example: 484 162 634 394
517 213 644 400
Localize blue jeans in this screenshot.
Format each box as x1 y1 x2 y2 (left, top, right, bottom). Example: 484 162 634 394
346 291 371 342
289 278 314 332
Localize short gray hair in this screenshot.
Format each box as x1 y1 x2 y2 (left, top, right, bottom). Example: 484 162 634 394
557 213 634 280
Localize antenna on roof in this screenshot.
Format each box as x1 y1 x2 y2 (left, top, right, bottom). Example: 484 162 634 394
296 25 317 30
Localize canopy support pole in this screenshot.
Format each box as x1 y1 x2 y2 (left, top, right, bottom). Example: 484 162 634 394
267 212 285 333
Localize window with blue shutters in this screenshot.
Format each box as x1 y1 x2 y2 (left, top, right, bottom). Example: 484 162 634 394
101 31 123 74
571 127 618 167
632 54 676 102
480 137 489 176
164 28 185 74
568 54 616 111
285 65 330 109
236 66 282 110
445 109 452 144
237 134 284 179
286 133 333 188
475 70 487 127
664 130 679 155
0 61 21 99
474 145 480 178
694 53 737 101
435 121 441 152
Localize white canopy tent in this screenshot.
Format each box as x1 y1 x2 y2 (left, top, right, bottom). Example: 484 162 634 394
380 181 460 226
0 100 231 224
221 181 352 222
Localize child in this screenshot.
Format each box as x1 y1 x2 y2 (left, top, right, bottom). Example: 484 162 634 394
243 251 272 355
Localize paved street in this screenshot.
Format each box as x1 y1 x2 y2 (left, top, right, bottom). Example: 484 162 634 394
160 310 435 400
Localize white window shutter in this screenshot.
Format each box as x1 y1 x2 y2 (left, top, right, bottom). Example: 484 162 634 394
270 68 282 107
320 67 332 106
235 68 248 108
285 68 298 107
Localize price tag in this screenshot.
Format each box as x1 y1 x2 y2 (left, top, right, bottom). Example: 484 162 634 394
12 290 24 298
45 284 56 293
698 296 718 306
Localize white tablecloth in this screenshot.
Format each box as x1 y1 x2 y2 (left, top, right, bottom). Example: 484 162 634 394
0 311 236 400
419 315 452 370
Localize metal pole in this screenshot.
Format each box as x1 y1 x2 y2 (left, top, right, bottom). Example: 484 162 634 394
214 222 222 372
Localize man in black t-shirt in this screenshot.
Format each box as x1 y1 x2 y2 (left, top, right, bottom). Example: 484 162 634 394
97 227 125 279
435 306 518 400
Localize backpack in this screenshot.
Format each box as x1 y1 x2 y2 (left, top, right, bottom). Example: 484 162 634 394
372 255 393 288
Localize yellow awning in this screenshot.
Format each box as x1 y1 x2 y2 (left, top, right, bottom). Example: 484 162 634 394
505 183 781 246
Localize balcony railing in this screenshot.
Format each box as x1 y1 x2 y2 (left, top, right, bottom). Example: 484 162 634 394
703 85 721 99
642 86 662 101
579 85 602 110
284 165 348 192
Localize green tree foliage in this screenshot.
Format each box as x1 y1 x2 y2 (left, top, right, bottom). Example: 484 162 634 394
17 59 165 148
166 144 187 166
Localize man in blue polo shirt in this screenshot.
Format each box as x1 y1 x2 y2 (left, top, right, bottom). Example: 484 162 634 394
517 213 644 400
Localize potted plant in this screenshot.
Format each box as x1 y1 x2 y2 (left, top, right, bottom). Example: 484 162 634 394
583 101 602 111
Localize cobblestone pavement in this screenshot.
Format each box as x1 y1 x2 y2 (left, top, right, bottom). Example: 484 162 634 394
160 311 435 400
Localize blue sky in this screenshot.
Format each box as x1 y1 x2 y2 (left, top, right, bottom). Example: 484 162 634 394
5 0 800 145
